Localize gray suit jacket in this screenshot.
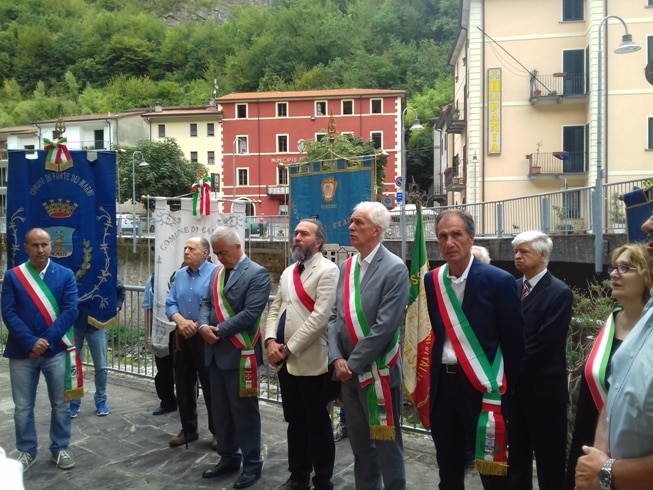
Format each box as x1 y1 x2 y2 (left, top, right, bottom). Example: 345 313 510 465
328 245 409 385
199 255 271 370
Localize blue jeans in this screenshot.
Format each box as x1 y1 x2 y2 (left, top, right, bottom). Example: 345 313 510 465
9 352 72 458
71 325 108 407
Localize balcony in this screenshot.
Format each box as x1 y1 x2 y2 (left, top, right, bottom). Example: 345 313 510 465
527 151 587 177
444 172 466 192
529 72 588 105
445 109 466 134
267 184 289 196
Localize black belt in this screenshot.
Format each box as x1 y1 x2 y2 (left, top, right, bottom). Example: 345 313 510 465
442 363 458 375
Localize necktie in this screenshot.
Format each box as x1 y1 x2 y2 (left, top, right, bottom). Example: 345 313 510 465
298 263 304 275
521 280 531 303
224 268 232 285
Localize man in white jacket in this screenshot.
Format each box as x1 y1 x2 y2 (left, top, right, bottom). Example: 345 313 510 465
264 219 339 490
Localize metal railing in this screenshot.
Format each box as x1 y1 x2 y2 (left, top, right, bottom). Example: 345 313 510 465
0 286 428 434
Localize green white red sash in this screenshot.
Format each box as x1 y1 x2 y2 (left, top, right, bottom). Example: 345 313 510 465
212 265 261 397
14 262 83 401
344 255 399 441
584 309 619 412
433 265 508 476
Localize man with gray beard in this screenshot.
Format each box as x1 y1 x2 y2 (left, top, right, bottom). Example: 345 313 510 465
264 219 339 490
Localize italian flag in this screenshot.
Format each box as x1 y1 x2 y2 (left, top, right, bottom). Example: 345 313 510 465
402 202 433 429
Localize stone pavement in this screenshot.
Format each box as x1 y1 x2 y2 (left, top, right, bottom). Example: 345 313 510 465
0 358 521 489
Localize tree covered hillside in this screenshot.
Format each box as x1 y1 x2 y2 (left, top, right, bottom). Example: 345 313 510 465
0 0 458 128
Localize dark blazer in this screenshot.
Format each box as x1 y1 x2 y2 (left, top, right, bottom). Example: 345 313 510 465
199 255 271 370
2 260 79 359
516 271 573 403
424 258 524 413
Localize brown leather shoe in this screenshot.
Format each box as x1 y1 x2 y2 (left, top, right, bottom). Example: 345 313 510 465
169 430 199 447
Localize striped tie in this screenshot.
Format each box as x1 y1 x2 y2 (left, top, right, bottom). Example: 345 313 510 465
521 280 531 303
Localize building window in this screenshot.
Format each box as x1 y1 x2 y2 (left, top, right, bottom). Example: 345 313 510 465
190 123 198 137
207 123 215 136
278 166 288 185
371 99 382 114
277 135 289 153
315 101 327 116
316 133 326 142
236 104 247 119
190 151 198 163
277 102 288 117
94 129 105 149
238 168 249 186
342 100 354 115
207 151 215 164
562 0 583 21
158 124 166 138
235 136 248 154
371 132 383 150
648 117 653 150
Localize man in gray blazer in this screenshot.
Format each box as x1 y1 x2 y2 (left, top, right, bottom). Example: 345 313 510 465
328 201 409 490
198 226 271 489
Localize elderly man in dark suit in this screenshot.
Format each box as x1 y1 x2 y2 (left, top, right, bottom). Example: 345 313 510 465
508 230 572 490
198 226 271 489
424 209 524 490
328 201 409 490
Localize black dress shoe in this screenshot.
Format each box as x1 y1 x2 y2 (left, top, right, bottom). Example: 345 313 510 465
202 461 241 479
233 471 261 488
279 477 311 489
152 405 176 416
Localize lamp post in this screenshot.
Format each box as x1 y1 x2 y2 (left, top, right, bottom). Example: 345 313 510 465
131 150 148 253
232 138 238 199
593 15 640 272
400 107 424 263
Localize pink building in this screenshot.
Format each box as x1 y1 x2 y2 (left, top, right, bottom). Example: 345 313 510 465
217 88 405 216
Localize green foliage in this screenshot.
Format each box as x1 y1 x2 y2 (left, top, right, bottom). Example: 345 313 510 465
116 139 204 207
0 0 459 189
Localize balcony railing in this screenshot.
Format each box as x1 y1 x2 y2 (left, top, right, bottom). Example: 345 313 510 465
529 72 588 104
527 151 587 176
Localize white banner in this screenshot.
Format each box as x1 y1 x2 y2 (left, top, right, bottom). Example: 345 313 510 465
150 197 246 353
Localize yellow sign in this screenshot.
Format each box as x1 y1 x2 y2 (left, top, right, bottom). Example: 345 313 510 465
487 68 502 155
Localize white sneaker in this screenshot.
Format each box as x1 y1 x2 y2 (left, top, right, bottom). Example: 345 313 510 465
17 451 35 473
52 450 75 470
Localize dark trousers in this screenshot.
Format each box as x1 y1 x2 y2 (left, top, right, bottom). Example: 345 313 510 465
278 365 335 489
431 367 509 490
508 391 567 490
154 331 176 410
173 333 213 435
209 365 263 475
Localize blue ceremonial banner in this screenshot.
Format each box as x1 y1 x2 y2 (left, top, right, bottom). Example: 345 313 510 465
289 157 374 245
7 149 119 327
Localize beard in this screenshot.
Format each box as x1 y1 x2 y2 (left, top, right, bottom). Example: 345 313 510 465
292 244 314 263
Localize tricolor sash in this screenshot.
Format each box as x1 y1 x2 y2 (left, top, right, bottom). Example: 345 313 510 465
584 309 619 412
433 265 508 476
43 137 73 171
14 262 83 401
190 176 212 216
212 265 260 397
288 262 315 314
344 255 399 441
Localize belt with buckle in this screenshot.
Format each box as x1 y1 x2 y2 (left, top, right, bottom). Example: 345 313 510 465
442 363 458 375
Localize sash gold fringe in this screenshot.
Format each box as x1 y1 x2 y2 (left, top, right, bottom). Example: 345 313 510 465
88 315 119 330
239 388 258 398
370 425 396 441
64 387 84 401
475 460 508 476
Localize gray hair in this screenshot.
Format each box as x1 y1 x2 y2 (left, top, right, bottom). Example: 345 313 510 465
353 201 390 241
471 245 491 264
210 226 242 247
299 218 327 250
511 230 552 265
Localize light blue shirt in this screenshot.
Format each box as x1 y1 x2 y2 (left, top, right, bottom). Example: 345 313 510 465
142 274 154 310
606 303 653 458
165 260 217 322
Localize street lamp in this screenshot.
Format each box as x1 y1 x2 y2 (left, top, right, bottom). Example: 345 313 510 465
131 150 148 253
400 107 424 263
593 15 640 272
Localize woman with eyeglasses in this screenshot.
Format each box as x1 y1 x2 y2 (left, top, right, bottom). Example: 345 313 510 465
565 243 653 489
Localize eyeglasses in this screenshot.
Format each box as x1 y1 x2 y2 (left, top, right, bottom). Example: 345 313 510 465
608 264 637 275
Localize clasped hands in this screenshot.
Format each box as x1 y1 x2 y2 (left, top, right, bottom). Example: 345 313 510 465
29 338 49 358
266 340 288 365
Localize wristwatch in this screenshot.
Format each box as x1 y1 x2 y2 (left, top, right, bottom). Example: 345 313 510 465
598 458 616 490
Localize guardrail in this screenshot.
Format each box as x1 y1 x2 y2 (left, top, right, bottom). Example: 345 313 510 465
0 285 427 434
